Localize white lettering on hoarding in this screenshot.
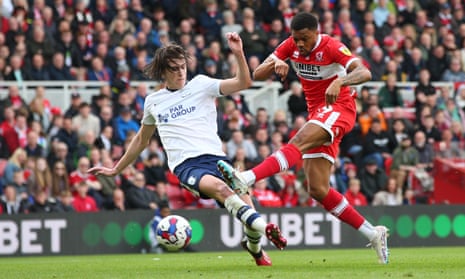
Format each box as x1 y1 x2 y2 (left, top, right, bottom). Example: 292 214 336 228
219 215 243 248
44 220 67 253
219 212 342 248
0 221 19 254
0 219 67 255
22 220 42 253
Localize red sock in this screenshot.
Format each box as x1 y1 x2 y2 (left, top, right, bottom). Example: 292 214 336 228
252 143 301 181
320 188 365 229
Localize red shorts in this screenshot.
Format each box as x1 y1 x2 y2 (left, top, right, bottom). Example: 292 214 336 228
303 99 356 163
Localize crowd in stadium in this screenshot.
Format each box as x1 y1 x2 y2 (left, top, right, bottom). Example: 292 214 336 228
1 0 465 214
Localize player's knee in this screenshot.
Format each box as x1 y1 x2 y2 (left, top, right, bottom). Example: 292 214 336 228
309 185 329 201
213 183 234 202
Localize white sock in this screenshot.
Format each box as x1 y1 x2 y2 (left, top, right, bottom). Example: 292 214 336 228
244 227 262 254
242 170 256 186
358 220 377 241
224 194 266 234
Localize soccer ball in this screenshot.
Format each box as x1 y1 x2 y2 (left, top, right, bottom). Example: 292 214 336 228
155 215 192 252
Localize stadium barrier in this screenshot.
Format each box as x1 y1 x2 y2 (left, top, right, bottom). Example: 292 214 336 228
1 205 464 256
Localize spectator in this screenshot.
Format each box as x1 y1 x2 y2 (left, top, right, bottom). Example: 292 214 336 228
98 105 114 129
105 188 126 211
4 54 30 82
377 74 403 108
358 158 389 203
252 178 283 207
92 0 114 26
29 86 52 131
197 0 223 43
153 181 170 208
113 106 140 145
287 81 307 121
28 53 50 80
390 135 419 191
55 30 83 71
0 107 20 154
27 26 55 61
50 161 71 198
427 44 449 81
344 178 368 207
96 156 118 207
125 171 158 210
28 190 60 213
96 125 113 152
367 46 386 81
149 201 171 253
441 57 465 82
387 118 410 152
87 56 112 81
239 16 268 60
47 141 74 174
2 148 27 186
279 175 300 208
0 135 9 159
2 85 28 114
27 157 52 195
48 52 75 80
143 153 167 186
64 92 83 118
24 130 45 158
76 130 97 159
226 129 257 161
419 114 442 144
221 9 243 50
69 156 102 207
372 178 403 206
72 102 101 139
72 181 99 212
55 190 75 212
54 116 79 158
362 118 392 168
0 184 29 214
358 103 388 136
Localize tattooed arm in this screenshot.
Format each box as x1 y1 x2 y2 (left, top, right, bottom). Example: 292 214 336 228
325 59 372 106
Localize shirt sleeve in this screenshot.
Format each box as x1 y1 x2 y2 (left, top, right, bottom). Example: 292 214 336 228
330 39 359 70
271 37 294 61
141 96 156 126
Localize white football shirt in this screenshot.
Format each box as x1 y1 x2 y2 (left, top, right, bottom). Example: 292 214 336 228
142 75 226 171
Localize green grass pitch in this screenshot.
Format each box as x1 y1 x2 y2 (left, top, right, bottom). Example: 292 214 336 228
2 247 465 279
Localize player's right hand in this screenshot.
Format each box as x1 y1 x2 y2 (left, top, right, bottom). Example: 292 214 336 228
274 59 289 81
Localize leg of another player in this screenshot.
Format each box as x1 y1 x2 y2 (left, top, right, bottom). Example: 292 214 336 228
198 174 286 250
305 158 389 264
241 122 329 185
239 194 263 253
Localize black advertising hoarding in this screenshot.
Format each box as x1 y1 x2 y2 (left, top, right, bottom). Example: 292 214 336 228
1 205 465 256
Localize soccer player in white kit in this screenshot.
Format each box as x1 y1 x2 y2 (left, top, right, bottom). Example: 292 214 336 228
88 32 286 266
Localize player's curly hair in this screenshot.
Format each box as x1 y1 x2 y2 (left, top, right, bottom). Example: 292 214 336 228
290 12 319 31
144 43 190 81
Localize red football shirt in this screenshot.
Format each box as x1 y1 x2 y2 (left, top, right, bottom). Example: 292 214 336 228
271 34 358 112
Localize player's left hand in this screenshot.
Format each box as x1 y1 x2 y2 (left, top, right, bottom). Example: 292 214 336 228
88 166 118 177
325 79 342 106
226 32 243 54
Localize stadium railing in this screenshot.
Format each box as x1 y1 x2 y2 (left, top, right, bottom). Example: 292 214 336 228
0 80 456 118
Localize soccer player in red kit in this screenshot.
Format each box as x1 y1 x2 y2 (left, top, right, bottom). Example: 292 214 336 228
218 12 389 264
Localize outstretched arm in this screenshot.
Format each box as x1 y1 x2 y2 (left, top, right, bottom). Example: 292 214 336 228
220 32 252 95
88 124 156 176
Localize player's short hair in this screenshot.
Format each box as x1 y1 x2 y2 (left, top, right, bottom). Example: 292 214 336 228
290 12 318 31
144 43 190 81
